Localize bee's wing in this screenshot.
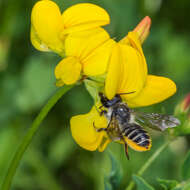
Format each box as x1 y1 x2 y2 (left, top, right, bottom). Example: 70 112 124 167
132 111 180 131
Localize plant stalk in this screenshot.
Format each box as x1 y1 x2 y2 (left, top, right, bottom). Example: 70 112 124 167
1 85 73 190
126 140 170 190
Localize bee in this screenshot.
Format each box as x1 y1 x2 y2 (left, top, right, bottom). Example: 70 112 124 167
95 92 180 159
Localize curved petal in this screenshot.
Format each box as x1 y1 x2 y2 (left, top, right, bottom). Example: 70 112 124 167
127 75 177 108
30 25 50 52
83 39 115 76
55 57 81 85
120 31 147 80
105 43 122 100
127 32 144 55
70 106 108 151
65 28 110 60
117 44 146 99
31 0 64 54
62 3 110 34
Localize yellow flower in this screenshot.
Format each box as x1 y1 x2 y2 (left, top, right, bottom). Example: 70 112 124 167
30 0 110 55
70 21 177 152
105 31 176 107
54 28 115 85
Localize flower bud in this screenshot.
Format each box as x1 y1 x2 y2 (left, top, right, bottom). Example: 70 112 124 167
175 93 190 115
172 93 190 136
133 16 151 44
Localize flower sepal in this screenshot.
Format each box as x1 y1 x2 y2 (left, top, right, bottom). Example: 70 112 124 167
84 75 105 102
172 94 190 136
170 115 190 137
175 93 190 115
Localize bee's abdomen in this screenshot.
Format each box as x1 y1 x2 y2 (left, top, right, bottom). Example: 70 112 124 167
122 123 151 151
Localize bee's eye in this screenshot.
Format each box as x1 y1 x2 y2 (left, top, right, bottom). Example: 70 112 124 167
119 107 124 112
116 106 129 117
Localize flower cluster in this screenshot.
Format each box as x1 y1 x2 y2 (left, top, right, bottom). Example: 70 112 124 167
31 0 177 152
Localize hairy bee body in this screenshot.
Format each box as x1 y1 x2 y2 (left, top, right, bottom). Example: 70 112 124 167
104 101 151 151
98 93 180 159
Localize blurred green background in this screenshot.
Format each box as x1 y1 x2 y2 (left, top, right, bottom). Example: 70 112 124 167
0 0 190 189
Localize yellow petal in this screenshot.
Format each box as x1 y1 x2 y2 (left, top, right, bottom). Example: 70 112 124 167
120 31 147 80
62 3 110 34
65 28 110 60
127 75 177 107
31 0 64 54
30 25 50 52
83 39 115 76
105 44 122 100
98 138 111 152
70 106 108 151
55 57 81 85
127 32 144 55
120 34 130 45
117 44 146 99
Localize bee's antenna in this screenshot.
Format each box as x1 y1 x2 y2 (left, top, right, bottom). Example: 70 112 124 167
118 91 136 95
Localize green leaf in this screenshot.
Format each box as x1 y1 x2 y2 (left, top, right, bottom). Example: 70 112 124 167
104 152 122 190
182 151 190 180
157 178 178 190
133 175 155 190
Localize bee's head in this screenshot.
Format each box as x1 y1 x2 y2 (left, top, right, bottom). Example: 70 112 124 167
99 92 122 108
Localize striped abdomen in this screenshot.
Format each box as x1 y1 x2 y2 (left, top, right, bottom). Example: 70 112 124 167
122 123 151 151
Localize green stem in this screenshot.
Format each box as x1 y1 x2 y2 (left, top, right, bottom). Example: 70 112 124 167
126 140 170 190
1 85 73 190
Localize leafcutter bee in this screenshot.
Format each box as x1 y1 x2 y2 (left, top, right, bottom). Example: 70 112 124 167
95 93 180 160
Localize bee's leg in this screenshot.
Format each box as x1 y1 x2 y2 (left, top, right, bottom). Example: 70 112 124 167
95 105 107 116
125 142 129 160
121 137 129 160
124 142 130 160
93 121 107 132
100 110 107 116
